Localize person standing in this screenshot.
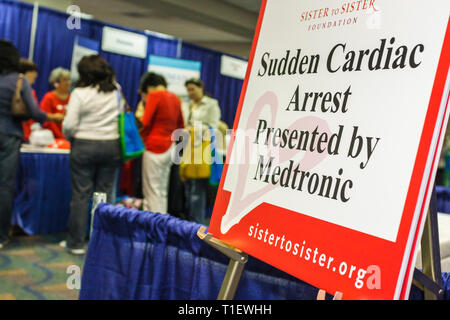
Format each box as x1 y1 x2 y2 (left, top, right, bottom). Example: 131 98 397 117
40 67 71 139
140 72 184 214
0 40 64 249
182 78 221 225
61 55 122 255
18 58 39 141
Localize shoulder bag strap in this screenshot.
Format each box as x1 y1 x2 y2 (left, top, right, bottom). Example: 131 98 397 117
116 89 124 113
14 74 24 98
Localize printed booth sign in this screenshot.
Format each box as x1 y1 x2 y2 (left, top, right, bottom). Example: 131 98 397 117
208 0 450 300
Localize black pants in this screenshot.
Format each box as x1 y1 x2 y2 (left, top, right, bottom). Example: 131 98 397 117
66 139 121 249
0 133 21 243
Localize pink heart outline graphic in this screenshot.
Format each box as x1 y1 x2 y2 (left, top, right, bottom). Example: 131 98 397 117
221 90 332 233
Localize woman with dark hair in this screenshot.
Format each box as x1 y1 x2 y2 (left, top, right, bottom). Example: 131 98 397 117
140 72 184 214
19 58 38 89
61 55 122 255
0 40 63 249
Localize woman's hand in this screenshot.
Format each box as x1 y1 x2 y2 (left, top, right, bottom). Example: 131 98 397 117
47 113 65 122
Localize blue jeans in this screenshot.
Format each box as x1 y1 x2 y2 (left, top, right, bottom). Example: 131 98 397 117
66 139 121 249
0 134 21 243
184 179 209 225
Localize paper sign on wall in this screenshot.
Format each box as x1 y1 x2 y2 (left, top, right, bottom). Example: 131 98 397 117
209 0 450 299
70 36 99 82
148 55 202 97
220 55 248 80
102 26 148 59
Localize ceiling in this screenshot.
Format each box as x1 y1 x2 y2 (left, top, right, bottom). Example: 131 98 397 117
19 0 263 58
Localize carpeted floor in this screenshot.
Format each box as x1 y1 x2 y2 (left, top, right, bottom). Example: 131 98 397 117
0 232 85 300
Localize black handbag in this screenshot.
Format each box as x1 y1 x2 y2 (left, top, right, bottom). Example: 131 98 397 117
11 74 30 121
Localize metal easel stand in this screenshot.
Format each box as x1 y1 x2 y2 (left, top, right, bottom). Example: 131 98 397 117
412 187 445 300
90 192 107 237
197 226 248 300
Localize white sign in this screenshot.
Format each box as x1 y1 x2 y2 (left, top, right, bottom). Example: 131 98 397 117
148 55 202 97
101 26 148 59
70 36 99 82
220 55 248 80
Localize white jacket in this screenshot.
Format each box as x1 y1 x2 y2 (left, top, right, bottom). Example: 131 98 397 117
63 86 120 141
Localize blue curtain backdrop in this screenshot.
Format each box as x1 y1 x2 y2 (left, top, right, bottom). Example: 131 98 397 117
0 0 245 126
0 0 33 58
31 6 145 109
31 6 100 102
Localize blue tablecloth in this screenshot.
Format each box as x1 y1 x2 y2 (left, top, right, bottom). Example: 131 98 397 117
12 151 71 234
80 203 450 300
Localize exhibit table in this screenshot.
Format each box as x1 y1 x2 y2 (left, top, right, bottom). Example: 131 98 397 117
12 145 71 235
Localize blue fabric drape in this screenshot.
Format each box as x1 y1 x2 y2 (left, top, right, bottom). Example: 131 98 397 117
80 203 320 300
12 152 71 234
436 185 450 214
147 35 179 58
0 0 33 58
80 204 449 300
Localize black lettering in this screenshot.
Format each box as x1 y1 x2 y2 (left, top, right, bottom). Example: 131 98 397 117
286 85 300 111
368 38 386 71
308 55 320 74
340 179 353 202
409 44 424 68
258 52 269 76
254 119 267 144
288 49 301 74
392 45 408 69
327 43 345 73
277 50 290 75
321 92 332 112
254 155 274 182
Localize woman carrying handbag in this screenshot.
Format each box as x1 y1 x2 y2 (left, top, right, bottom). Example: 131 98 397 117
0 40 64 249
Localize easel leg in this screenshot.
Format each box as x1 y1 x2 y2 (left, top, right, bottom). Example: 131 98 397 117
197 226 248 300
217 259 246 300
421 188 443 299
413 187 444 300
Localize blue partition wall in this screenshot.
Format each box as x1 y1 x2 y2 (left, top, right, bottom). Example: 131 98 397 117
0 0 245 128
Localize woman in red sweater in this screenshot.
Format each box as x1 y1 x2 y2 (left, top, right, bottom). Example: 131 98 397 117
140 72 184 214
40 67 71 139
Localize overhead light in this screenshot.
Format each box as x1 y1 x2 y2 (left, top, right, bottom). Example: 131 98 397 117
74 12 94 20
66 5 94 20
